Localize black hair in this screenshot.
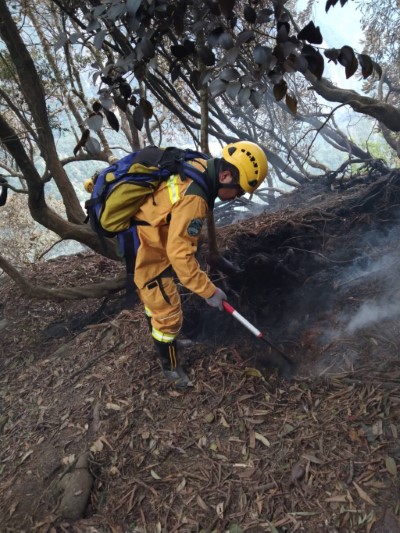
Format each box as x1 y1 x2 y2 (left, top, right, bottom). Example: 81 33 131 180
219 158 240 183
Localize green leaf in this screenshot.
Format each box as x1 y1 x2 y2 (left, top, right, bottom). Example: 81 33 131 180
244 5 257 24
325 0 340 12
338 46 358 78
273 79 288 101
209 78 228 98
286 93 297 114
298 21 323 44
220 67 240 82
237 86 251 106
254 45 273 66
140 36 155 59
358 54 374 79
198 46 216 66
219 32 234 49
236 30 255 46
133 105 144 130
126 0 141 16
140 98 153 119
218 0 235 18
171 45 191 59
324 48 340 64
302 44 324 79
226 80 241 100
250 90 263 109
338 45 355 67
104 109 119 132
93 29 107 51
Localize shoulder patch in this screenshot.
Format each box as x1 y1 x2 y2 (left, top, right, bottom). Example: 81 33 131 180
187 218 204 237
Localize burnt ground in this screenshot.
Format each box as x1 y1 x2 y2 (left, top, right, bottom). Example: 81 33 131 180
0 171 400 533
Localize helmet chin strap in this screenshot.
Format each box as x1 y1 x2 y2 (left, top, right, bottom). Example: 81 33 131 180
218 183 239 190
218 183 245 196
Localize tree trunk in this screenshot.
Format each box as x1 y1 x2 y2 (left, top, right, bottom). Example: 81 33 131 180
305 72 400 132
0 254 125 300
0 0 83 222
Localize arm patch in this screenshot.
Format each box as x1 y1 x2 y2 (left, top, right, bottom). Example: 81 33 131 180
187 218 203 236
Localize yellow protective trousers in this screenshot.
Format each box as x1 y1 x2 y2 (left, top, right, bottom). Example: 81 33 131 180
139 270 182 343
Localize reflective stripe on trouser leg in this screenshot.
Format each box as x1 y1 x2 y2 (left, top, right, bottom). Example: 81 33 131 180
153 338 178 371
137 276 182 343
168 342 177 369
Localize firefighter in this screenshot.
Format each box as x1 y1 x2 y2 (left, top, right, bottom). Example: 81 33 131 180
133 141 268 388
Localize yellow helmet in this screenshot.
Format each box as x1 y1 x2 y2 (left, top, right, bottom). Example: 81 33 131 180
222 141 268 194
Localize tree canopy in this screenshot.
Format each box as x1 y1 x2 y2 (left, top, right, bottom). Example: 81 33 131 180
0 0 399 299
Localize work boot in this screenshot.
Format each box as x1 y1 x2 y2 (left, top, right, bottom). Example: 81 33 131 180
153 338 193 389
162 366 193 388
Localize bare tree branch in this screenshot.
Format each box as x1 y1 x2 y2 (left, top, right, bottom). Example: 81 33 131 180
305 72 400 132
0 253 126 300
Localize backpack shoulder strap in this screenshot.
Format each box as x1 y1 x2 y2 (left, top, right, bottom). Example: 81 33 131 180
180 156 213 206
135 146 213 204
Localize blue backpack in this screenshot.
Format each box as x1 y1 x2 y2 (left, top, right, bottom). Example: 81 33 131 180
84 146 212 300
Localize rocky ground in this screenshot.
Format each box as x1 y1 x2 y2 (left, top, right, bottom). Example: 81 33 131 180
0 172 400 533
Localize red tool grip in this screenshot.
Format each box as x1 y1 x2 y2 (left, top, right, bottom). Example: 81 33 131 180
222 300 235 314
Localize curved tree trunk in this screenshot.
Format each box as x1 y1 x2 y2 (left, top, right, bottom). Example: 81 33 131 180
305 72 400 132
0 0 83 223
0 113 117 257
0 254 125 300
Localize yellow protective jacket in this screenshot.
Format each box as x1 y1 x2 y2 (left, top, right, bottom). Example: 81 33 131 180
133 158 217 300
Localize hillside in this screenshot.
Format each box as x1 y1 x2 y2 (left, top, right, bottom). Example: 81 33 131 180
0 171 400 533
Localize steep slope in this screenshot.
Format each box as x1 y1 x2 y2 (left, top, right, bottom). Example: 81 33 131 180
0 172 399 532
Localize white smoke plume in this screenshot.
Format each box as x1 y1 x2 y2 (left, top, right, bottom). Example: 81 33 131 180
346 299 400 334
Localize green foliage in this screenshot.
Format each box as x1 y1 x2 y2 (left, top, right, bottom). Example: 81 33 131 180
58 0 378 124
365 140 399 166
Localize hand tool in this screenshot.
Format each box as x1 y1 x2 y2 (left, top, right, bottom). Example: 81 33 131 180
222 300 294 366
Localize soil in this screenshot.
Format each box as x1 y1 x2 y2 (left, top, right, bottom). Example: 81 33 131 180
0 172 399 533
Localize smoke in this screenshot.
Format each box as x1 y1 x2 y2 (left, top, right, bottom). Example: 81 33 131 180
338 252 400 289
346 299 400 334
307 225 400 376
334 226 400 334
